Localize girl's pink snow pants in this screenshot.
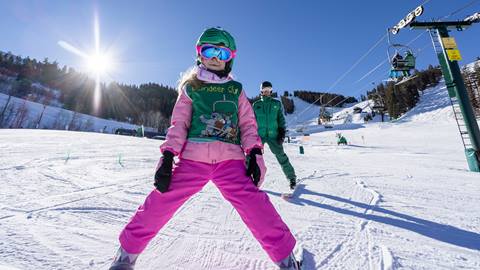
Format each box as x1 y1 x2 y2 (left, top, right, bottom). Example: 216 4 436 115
119 159 296 262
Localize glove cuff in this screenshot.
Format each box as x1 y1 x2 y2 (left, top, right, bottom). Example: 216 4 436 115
249 148 262 156
162 150 174 160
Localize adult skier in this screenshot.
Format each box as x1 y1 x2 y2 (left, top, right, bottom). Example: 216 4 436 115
252 81 297 192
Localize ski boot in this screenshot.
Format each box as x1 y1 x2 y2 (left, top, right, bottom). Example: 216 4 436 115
289 178 297 191
109 247 139 270
275 252 301 270
282 178 298 199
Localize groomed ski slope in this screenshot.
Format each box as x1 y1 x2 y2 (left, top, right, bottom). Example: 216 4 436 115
1 83 479 269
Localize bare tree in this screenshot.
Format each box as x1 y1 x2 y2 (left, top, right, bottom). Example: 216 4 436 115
52 111 70 130
0 95 12 127
84 118 95 132
35 91 53 128
139 111 169 131
67 111 79 131
0 102 15 127
11 100 29 128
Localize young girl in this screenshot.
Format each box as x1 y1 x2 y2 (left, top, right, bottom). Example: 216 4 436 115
109 27 300 270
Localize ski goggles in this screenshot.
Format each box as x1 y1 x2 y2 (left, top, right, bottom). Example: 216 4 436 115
261 87 273 94
196 44 236 62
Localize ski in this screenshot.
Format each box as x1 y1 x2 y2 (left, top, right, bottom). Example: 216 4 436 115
395 75 418 86
281 171 317 200
293 244 305 270
281 184 303 200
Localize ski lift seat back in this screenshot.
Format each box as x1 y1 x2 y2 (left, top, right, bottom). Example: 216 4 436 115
392 51 415 71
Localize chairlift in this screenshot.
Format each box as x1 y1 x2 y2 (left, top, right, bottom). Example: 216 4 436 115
318 106 332 125
371 95 385 111
386 29 418 85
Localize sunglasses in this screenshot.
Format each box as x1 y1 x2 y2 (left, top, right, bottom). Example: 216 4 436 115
196 44 236 62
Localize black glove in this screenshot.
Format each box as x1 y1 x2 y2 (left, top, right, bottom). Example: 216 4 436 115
246 148 262 186
154 151 174 193
277 127 286 144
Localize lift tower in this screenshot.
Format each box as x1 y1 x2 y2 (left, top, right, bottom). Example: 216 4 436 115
393 6 480 172
411 17 480 172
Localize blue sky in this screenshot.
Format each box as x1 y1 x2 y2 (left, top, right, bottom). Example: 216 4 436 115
1 0 479 98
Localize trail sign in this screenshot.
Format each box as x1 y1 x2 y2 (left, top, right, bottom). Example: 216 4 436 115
446 49 462 61
442 37 458 49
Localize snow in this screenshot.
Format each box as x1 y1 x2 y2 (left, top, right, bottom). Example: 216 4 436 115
464 60 480 73
285 97 324 127
1 82 480 269
285 97 366 136
0 93 153 133
394 83 454 124
286 97 387 137
1 74 156 133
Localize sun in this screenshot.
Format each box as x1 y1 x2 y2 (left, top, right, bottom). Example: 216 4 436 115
57 11 117 115
87 53 112 75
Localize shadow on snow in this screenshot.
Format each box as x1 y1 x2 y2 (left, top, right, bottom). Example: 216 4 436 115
265 184 480 251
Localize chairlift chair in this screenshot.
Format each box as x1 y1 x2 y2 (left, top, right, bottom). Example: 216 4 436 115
318 106 332 125
386 29 418 85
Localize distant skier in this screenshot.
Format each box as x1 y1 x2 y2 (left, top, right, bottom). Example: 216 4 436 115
336 133 348 145
253 81 297 192
390 51 414 80
391 52 403 69
109 27 301 270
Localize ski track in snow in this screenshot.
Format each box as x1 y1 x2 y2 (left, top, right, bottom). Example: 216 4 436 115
380 245 394 270
311 176 384 270
0 177 147 220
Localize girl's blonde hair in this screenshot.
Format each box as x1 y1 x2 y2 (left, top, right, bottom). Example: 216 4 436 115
177 66 204 93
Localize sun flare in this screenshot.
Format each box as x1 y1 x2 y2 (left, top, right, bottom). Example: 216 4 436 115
57 11 118 115
87 53 112 75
